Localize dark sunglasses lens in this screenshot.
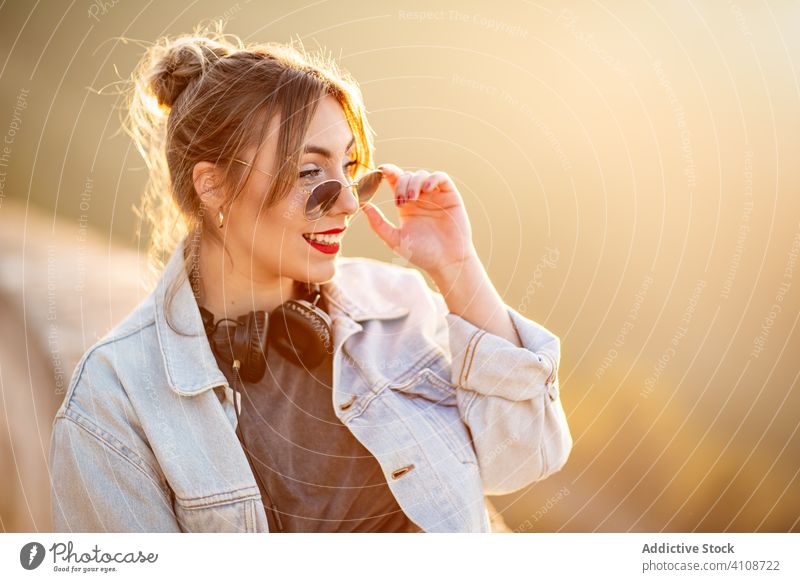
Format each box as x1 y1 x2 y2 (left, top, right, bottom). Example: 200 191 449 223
355 171 383 204
306 181 341 220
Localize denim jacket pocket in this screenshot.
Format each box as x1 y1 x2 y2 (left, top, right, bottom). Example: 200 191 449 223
387 367 477 465
173 488 265 532
387 360 458 406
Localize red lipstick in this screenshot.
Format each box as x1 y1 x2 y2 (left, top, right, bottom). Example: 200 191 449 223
309 227 346 234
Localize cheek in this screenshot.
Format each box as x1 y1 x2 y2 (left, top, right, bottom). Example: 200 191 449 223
239 188 311 259
254 207 307 254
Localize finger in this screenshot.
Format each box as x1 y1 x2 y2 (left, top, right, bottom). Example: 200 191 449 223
395 172 413 205
376 163 403 190
407 170 430 202
421 171 456 194
361 202 401 250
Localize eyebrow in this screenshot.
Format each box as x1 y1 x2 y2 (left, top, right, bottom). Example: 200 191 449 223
303 136 355 159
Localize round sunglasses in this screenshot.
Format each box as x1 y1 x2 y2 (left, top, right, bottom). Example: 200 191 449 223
231 157 383 221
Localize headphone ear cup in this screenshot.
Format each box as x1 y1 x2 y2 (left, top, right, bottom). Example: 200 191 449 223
233 311 268 383
269 300 333 369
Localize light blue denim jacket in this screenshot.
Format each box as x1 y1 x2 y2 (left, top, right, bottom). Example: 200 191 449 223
49 236 572 532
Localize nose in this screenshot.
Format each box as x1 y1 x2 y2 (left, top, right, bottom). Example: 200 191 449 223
330 177 359 217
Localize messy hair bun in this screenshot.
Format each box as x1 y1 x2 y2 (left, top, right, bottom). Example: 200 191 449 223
148 38 231 108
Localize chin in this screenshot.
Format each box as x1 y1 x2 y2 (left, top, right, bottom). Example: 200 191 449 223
295 256 337 285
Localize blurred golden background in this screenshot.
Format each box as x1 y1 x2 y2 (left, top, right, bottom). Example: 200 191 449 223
1 0 798 532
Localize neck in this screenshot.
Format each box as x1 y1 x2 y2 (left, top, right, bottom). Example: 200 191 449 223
191 236 302 319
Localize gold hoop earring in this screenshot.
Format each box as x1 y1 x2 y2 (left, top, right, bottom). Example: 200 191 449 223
217 209 224 229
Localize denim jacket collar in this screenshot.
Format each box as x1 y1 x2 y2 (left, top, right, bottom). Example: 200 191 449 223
154 236 410 396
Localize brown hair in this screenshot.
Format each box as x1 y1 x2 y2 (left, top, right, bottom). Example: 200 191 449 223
123 22 375 334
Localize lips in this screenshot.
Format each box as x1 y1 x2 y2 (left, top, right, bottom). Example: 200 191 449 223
308 227 346 234
302 227 345 254
304 237 340 254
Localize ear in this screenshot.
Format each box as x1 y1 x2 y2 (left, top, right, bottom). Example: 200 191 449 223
192 161 225 209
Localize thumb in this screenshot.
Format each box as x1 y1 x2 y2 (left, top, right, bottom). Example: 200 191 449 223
361 202 400 251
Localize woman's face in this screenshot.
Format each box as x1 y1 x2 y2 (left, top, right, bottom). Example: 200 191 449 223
220 95 361 286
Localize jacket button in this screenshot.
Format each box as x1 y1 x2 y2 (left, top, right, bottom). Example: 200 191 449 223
339 394 357 410
391 464 415 479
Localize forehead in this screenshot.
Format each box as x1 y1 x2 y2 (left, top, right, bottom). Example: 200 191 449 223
304 94 353 149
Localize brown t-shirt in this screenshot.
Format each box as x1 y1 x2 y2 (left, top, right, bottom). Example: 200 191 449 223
208 301 422 533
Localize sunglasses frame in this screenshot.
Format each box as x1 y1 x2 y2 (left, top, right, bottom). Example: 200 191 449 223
230 157 383 221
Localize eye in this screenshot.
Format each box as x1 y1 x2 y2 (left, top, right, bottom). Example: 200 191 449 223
300 160 360 181
344 159 358 177
299 167 322 180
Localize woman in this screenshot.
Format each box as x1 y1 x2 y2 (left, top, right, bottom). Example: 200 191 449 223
49 29 572 533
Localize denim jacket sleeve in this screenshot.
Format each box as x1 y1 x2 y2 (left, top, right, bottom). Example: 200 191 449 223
424 276 573 496
49 349 181 533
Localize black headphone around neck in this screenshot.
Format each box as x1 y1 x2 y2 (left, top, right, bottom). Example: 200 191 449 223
199 282 334 383
197 283 333 533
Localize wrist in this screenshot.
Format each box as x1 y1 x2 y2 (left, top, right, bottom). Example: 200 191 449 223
429 251 484 294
